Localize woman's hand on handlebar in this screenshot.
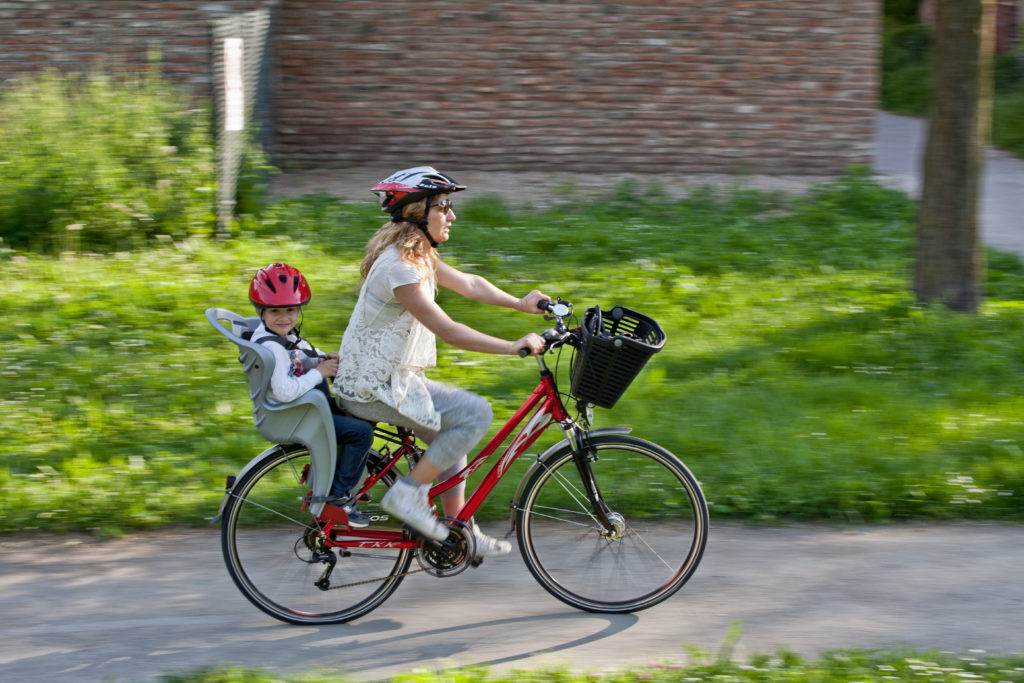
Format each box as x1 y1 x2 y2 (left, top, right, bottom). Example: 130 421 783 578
518 290 550 314
513 332 546 357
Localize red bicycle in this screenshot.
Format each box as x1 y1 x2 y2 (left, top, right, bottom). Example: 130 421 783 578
219 298 708 624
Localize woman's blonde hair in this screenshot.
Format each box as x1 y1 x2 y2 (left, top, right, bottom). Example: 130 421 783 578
359 197 438 282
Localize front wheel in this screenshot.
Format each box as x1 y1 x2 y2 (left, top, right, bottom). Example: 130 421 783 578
515 435 708 613
221 445 413 624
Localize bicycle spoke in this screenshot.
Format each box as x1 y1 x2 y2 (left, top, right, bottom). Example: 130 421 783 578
511 504 599 529
619 523 680 572
221 447 413 625
516 435 707 613
529 461 610 528
226 490 317 529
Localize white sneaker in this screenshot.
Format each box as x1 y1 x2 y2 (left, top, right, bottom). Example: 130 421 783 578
472 523 512 559
381 478 448 541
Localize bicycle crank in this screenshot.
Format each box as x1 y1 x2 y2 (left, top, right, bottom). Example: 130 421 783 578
416 518 475 577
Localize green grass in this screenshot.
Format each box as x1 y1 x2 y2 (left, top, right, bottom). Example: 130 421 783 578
3 170 1024 534
161 647 1024 682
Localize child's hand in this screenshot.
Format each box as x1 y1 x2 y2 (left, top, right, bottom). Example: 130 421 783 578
317 356 339 379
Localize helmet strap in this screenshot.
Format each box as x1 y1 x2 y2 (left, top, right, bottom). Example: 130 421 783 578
420 224 439 249
393 197 439 248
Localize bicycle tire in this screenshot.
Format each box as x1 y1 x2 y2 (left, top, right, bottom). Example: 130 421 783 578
221 445 413 624
515 434 708 613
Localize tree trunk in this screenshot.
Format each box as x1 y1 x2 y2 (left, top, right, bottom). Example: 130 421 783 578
913 0 994 312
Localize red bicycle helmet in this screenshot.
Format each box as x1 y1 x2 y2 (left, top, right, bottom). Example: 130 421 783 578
249 262 312 310
371 166 466 216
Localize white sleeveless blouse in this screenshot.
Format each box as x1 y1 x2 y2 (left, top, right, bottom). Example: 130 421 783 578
334 245 441 430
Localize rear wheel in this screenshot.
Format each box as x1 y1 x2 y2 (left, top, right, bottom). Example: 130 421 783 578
515 435 708 613
221 445 412 624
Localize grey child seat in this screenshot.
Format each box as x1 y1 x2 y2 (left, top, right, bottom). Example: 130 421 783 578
206 307 337 518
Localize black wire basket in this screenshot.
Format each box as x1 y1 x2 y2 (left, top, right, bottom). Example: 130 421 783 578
569 305 666 409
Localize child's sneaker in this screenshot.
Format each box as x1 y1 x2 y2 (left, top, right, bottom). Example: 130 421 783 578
471 522 512 559
380 478 448 541
327 495 371 528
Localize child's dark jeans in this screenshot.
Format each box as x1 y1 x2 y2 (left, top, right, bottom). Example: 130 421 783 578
329 412 373 497
315 380 374 498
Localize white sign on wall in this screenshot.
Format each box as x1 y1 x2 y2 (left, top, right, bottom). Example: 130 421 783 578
224 38 245 132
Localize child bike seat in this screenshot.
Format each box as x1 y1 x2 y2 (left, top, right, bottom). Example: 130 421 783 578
205 307 337 517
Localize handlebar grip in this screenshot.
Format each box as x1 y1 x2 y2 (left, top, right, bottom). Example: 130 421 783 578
518 347 531 358
537 299 552 311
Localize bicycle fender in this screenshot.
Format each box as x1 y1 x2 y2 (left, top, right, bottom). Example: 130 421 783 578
210 443 293 522
507 427 631 530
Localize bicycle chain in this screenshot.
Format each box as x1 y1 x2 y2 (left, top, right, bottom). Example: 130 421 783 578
322 563 428 591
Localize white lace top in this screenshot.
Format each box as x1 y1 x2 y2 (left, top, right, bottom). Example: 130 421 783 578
334 245 441 430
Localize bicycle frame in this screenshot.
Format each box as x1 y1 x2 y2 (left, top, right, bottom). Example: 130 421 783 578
317 357 575 550
220 298 704 623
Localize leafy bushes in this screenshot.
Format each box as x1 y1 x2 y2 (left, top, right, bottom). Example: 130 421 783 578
881 14 1024 159
881 20 933 115
992 89 1024 156
0 67 216 253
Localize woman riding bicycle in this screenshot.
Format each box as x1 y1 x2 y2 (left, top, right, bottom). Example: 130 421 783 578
333 166 549 556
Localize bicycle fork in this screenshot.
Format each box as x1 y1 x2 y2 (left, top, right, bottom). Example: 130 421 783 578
563 422 623 538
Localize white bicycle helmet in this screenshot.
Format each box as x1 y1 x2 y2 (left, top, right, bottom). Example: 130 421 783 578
371 166 466 247
371 166 466 216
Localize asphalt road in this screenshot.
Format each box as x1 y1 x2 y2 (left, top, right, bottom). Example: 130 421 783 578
1 522 1022 682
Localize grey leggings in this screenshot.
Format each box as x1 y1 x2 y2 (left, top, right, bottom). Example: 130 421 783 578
340 379 493 499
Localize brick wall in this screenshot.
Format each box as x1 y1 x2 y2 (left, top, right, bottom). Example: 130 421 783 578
996 0 1020 55
1 0 878 175
273 0 877 174
0 0 274 98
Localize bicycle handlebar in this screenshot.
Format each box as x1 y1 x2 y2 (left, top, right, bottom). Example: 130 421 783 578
518 297 575 357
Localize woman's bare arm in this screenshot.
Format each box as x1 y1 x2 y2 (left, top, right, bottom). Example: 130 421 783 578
436 260 548 313
394 281 544 355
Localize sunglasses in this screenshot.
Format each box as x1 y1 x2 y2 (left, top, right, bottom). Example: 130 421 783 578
432 198 455 214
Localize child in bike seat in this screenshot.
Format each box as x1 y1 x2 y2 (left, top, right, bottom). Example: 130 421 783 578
248 262 374 527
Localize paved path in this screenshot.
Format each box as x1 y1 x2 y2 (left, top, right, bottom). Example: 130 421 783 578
1 523 1022 682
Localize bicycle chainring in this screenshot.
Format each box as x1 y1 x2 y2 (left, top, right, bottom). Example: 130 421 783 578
415 518 475 577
